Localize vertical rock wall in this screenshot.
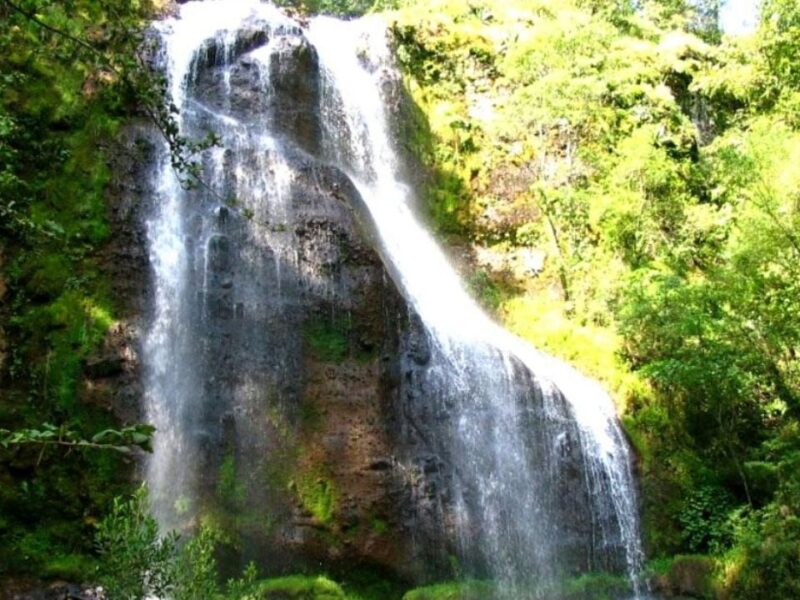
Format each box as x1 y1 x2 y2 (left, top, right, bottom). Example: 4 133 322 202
115 7 636 588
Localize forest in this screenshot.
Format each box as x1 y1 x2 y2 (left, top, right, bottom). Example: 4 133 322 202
1 0 799 598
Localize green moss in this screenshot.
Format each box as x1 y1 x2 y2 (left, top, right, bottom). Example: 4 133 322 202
42 553 99 581
0 1 171 583
23 254 72 300
304 317 350 363
338 568 406 600
256 575 347 599
262 452 294 498
293 470 338 525
355 343 379 364
261 407 299 495
370 518 388 535
561 572 631 600
1 518 95 579
402 580 496 600
217 452 246 508
401 574 631 600
648 555 718 600
0 93 134 584
300 402 323 431
229 570 406 600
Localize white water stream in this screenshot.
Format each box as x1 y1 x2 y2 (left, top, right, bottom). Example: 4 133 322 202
144 2 647 597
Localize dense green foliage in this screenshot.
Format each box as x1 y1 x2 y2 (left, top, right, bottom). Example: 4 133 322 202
94 493 638 600
0 0 167 581
94 488 396 599
388 0 800 596
96 489 180 599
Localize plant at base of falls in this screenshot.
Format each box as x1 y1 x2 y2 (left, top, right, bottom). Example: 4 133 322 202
0 423 155 457
401 580 496 600
252 575 347 599
225 562 259 600
95 487 179 600
173 526 220 600
647 555 719 599
96 487 228 599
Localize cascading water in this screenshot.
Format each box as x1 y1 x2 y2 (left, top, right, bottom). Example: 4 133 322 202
307 17 646 598
143 1 647 597
145 0 306 531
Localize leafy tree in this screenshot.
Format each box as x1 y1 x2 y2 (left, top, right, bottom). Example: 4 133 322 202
95 488 179 600
173 526 220 600
0 423 154 456
96 487 260 599
759 0 800 92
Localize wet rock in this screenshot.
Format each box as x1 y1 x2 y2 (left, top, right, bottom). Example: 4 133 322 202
191 30 321 155
190 20 270 72
367 458 393 471
2 582 106 600
84 353 126 379
267 36 322 153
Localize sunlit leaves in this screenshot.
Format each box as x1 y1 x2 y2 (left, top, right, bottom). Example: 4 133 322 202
0 423 156 454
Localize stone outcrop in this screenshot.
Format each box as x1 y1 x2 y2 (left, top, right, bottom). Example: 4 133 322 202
83 127 155 426
110 18 434 580
1 581 105 600
101 10 634 588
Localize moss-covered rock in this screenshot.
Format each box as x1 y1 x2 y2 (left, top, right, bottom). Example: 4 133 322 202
255 575 347 599
650 555 718 599
402 580 496 600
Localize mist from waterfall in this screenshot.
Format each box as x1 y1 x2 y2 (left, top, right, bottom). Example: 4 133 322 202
143 1 647 597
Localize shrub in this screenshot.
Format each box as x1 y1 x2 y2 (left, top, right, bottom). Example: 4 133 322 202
95 487 179 600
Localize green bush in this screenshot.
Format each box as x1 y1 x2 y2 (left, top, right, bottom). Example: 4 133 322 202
402 580 496 600
678 486 736 553
255 575 347 599
723 505 800 599
95 488 179 600
174 526 220 600
274 0 385 17
649 555 718 600
561 572 631 600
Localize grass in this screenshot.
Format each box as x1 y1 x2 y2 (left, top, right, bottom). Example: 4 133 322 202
402 580 496 600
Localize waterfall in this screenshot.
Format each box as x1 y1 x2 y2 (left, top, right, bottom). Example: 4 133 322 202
143 1 647 597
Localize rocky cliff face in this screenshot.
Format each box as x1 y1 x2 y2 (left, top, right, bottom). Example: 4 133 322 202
101 8 634 588
115 18 441 580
